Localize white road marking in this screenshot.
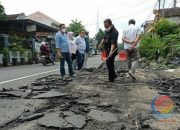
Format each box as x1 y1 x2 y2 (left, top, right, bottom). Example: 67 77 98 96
0 69 60 85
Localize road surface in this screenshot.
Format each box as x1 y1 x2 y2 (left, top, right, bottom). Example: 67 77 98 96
0 55 101 90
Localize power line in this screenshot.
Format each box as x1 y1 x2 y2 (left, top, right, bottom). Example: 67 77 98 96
85 0 158 27
168 0 174 8
146 0 159 22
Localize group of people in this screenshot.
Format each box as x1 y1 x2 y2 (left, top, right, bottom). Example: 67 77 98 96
55 18 141 82
98 18 141 82
55 24 89 80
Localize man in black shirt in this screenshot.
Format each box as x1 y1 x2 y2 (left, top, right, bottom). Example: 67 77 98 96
98 19 119 82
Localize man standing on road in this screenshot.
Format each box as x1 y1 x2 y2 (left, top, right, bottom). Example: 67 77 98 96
83 31 90 69
122 19 142 80
55 24 74 80
75 31 86 70
98 19 119 82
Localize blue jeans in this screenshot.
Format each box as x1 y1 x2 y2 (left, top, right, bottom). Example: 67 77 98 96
76 51 84 70
60 52 73 76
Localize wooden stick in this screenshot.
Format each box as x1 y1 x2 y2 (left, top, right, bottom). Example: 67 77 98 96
81 48 118 85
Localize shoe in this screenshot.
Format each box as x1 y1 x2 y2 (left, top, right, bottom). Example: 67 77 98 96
126 73 130 78
128 71 136 81
114 75 118 79
64 75 69 78
70 74 76 77
62 76 66 81
104 79 115 83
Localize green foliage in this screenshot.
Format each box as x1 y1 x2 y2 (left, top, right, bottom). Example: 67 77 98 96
19 47 26 58
154 19 177 37
33 51 38 58
2 48 9 59
0 2 6 20
27 50 32 59
140 19 180 64
139 35 165 60
10 43 19 57
67 19 86 37
9 35 25 45
95 29 105 48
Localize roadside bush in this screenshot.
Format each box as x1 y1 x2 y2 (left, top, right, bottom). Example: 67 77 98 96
154 19 177 37
139 35 165 60
140 19 180 64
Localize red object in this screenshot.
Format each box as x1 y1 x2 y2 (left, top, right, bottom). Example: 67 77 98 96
118 51 127 61
101 51 106 61
40 45 50 55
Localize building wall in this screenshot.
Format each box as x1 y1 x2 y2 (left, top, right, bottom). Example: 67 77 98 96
167 17 180 25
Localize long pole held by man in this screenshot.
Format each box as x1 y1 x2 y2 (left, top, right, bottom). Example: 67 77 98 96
98 19 119 82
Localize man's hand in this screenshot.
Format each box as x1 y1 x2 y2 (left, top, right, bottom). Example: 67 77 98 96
56 48 63 59
57 52 62 59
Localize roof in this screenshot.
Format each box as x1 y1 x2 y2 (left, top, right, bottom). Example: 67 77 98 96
6 13 26 20
160 7 180 17
26 11 60 27
0 19 58 34
141 20 154 27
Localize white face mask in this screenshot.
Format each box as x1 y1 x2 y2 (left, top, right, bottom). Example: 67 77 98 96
105 26 111 32
62 29 66 33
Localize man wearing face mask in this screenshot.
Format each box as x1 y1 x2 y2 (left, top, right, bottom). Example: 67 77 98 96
55 24 74 80
98 19 119 82
75 31 86 70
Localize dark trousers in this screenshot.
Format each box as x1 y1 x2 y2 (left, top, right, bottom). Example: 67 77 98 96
60 52 73 76
76 51 84 70
106 52 117 82
71 53 76 62
125 49 139 73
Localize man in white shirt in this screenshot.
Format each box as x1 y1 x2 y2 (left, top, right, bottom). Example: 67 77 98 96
122 19 141 80
75 31 86 70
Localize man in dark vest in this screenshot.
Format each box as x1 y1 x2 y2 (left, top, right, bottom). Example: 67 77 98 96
98 19 119 82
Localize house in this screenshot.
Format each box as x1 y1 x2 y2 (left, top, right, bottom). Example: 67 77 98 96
6 13 26 20
0 12 60 65
159 7 180 24
142 7 180 33
141 20 154 33
26 11 60 29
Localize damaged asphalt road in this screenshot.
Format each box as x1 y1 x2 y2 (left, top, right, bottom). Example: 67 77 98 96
0 59 180 130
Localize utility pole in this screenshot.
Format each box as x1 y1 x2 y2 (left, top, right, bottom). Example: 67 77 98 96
158 0 161 10
96 11 100 33
173 0 177 8
162 0 165 17
158 0 161 20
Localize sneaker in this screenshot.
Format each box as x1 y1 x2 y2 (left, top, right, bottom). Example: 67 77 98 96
64 75 69 78
70 74 77 77
104 80 115 83
126 73 130 78
128 71 136 81
62 76 66 81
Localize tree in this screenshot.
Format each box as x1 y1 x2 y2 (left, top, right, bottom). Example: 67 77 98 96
154 19 176 37
0 1 6 19
67 19 86 37
95 29 105 48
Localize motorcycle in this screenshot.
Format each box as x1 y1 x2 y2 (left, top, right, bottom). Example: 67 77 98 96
41 53 55 66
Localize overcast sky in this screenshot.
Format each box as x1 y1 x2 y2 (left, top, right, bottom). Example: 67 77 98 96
1 0 179 40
